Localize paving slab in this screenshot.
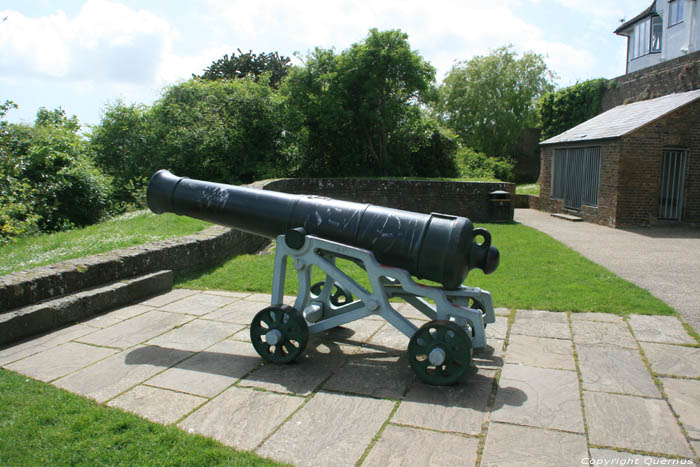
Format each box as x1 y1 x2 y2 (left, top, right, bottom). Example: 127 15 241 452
107 385 206 424
54 344 191 402
589 448 695 466
485 315 508 340
572 320 637 348
146 339 262 397
472 339 505 369
0 323 95 366
314 319 385 347
366 325 410 353
511 309 571 339
481 422 588 467
257 391 395 467
322 350 413 399
362 424 478 467
158 292 238 315
570 312 624 324
76 310 192 349
146 319 244 352
240 338 349 395
640 342 700 377
661 377 700 440
179 386 303 451
584 391 692 456
505 334 575 370
141 289 199 307
392 370 495 435
628 315 696 344
576 343 660 397
81 304 153 329
202 290 251 299
492 363 584 433
4 341 116 382
203 300 267 325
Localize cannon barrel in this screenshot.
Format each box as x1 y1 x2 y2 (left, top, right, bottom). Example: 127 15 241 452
147 170 499 289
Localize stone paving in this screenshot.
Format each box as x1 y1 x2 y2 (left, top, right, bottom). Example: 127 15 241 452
1 289 699 466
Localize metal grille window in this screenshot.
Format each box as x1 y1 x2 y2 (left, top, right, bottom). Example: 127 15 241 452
551 147 601 211
659 149 687 220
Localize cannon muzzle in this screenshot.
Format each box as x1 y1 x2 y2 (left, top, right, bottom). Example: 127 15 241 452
147 170 499 288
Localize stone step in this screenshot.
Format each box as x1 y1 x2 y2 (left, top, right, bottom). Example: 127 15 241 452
0 270 173 346
551 213 583 222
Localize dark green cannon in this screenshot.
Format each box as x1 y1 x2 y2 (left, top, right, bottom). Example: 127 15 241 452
147 170 499 385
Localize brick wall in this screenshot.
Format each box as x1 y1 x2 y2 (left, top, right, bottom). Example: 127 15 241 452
602 50 700 111
538 100 700 227
258 178 515 223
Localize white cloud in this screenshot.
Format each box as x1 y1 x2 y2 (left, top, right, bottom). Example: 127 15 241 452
0 0 172 85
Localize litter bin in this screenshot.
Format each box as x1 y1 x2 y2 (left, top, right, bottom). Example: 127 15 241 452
489 190 512 222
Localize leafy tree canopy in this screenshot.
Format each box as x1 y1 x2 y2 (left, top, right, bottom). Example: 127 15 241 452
35 107 80 133
198 49 291 88
438 45 555 157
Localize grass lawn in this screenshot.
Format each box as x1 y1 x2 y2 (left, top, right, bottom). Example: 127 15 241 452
0 369 285 466
516 183 540 195
0 211 211 276
177 222 674 316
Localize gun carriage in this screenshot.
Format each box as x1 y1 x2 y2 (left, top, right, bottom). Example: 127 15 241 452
147 170 500 385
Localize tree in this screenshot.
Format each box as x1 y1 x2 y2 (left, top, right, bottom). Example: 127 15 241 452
283 29 453 177
35 107 80 133
198 49 291 89
148 78 287 183
438 45 555 157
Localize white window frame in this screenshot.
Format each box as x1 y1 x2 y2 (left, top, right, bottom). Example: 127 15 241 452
669 0 684 26
632 16 663 59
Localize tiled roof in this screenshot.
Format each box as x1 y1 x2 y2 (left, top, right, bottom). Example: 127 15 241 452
614 1 657 35
540 89 700 145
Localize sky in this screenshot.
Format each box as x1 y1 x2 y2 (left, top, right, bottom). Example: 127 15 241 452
1 0 648 129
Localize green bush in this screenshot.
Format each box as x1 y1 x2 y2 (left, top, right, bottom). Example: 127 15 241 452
538 78 608 140
455 147 514 181
1 109 114 244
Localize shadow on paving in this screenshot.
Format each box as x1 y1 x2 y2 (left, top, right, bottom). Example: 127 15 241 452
125 332 526 413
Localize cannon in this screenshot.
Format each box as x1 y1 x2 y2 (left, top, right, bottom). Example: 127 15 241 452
147 170 500 385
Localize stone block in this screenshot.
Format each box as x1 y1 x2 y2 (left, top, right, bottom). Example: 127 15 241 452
0 323 95 366
576 343 660 397
146 339 261 398
392 370 495 435
572 320 637 348
363 424 479 467
584 391 692 456
628 315 696 344
322 351 414 399
472 339 505 369
203 300 266 325
481 423 588 467
76 310 192 349
141 289 199 307
4 341 116 382
661 377 700 440
492 363 583 433
511 310 571 339
640 342 700 377
486 316 508 340
570 312 624 324
146 319 244 352
81 304 152 329
107 385 206 424
505 334 575 370
257 391 395 467
158 292 238 316
54 344 191 402
179 386 303 451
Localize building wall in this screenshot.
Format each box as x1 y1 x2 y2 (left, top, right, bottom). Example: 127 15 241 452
538 143 620 227
539 100 700 227
602 50 700 111
616 99 700 226
626 0 699 74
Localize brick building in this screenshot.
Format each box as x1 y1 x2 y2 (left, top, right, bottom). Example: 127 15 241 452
538 89 700 227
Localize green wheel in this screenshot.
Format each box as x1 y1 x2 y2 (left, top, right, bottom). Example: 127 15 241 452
408 320 472 385
250 305 309 363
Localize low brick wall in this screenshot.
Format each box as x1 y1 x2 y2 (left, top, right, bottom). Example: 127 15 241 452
258 178 514 223
0 226 268 313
